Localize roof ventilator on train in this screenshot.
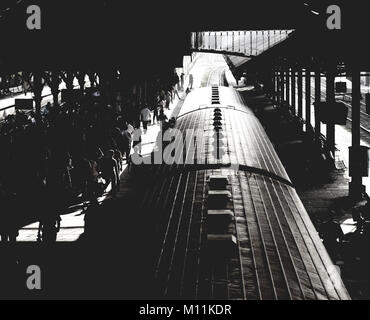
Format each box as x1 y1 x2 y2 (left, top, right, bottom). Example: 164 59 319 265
212 108 225 159
211 86 220 105
213 108 223 131
206 174 236 254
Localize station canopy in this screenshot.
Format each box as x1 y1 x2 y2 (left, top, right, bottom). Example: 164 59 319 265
0 0 366 71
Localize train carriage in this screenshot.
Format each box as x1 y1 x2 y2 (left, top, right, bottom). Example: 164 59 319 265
141 86 350 300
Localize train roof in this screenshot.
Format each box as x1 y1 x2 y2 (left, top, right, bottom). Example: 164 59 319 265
175 86 291 184
141 86 351 300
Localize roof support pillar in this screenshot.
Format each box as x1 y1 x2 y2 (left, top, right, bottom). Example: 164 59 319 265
349 65 365 199
326 64 336 165
285 66 290 108
77 72 86 94
291 67 296 116
33 71 43 125
280 66 285 106
305 68 311 132
297 68 303 118
273 67 278 104
314 69 321 141
50 71 60 107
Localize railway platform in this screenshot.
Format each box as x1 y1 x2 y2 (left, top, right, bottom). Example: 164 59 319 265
241 88 370 299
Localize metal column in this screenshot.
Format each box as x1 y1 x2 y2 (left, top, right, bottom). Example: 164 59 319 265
33 71 43 125
279 67 285 106
349 66 365 198
314 70 322 141
285 67 290 108
297 68 303 118
277 67 281 105
305 68 311 131
291 67 296 115
326 65 336 162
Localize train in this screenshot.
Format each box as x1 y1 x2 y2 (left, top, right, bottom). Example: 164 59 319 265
140 85 351 300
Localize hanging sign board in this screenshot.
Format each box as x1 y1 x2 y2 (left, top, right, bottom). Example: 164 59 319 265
61 89 82 103
335 82 347 93
316 101 348 125
15 99 34 110
366 93 370 115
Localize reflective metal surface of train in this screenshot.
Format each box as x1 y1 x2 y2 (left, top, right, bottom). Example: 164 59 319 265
141 86 350 300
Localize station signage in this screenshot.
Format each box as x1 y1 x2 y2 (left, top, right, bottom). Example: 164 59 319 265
15 99 34 110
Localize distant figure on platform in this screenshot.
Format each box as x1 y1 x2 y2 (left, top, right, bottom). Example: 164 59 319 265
0 194 18 243
180 73 185 91
188 73 194 89
158 109 168 131
122 124 133 164
153 103 161 124
165 91 171 110
37 213 61 243
114 149 123 172
99 150 120 194
172 85 181 100
319 219 344 258
132 128 142 157
140 106 151 133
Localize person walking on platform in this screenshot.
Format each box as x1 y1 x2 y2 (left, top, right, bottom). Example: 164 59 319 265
37 213 61 243
180 73 185 91
188 73 194 90
158 108 168 130
172 85 182 101
122 124 133 164
319 219 344 259
165 91 171 110
140 106 151 133
0 193 18 243
153 102 161 124
99 150 120 194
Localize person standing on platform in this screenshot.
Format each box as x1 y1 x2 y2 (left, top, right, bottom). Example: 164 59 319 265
172 85 181 100
122 123 133 164
37 213 61 243
165 91 171 110
99 150 120 194
140 106 151 133
180 73 185 91
188 73 194 90
132 127 142 159
153 102 161 124
158 108 168 130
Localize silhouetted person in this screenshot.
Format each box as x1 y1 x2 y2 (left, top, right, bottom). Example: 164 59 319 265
0 194 18 243
99 150 120 194
188 73 194 89
165 91 171 109
122 124 133 164
319 220 344 258
180 73 184 90
153 103 160 124
38 213 61 243
158 108 168 127
140 106 151 133
83 199 100 239
114 149 123 172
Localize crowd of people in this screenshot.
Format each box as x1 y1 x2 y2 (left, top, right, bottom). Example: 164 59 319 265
0 73 185 243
